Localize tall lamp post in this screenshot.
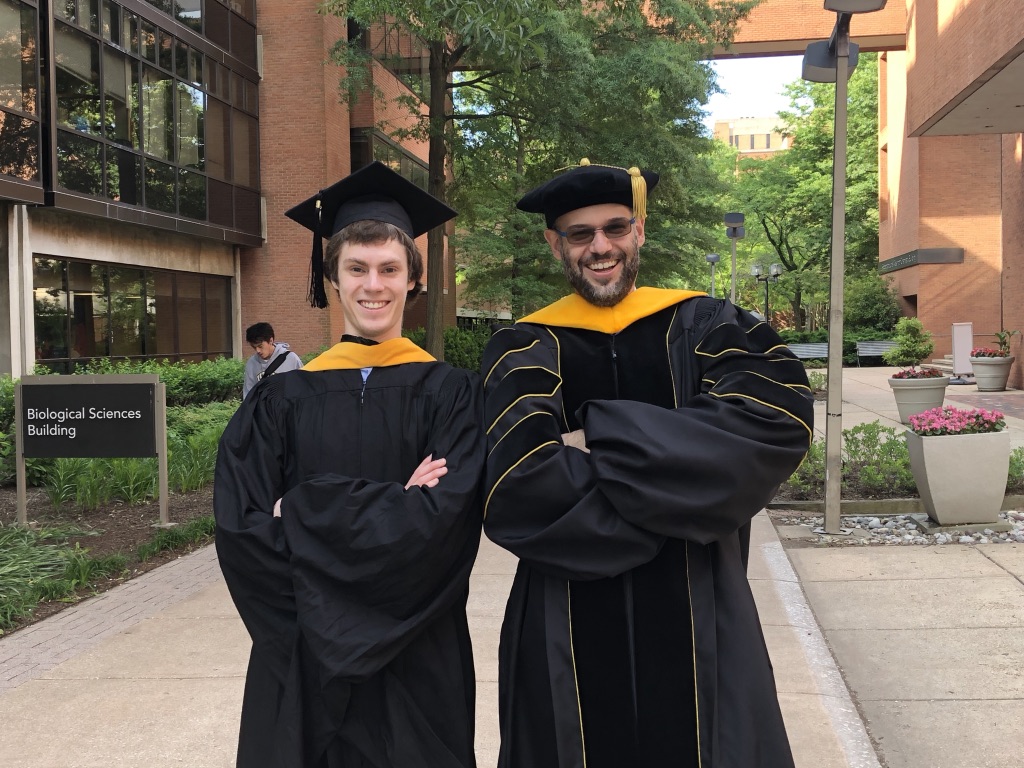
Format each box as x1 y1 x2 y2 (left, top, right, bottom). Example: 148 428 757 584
705 253 720 297
803 0 887 535
751 263 783 326
724 213 744 303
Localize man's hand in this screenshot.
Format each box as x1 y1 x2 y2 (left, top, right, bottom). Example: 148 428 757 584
561 429 589 453
406 454 448 489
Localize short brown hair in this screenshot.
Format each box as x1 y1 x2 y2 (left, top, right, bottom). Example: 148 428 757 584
323 220 424 299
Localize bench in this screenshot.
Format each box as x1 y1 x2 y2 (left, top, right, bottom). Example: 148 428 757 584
855 340 897 366
787 342 828 360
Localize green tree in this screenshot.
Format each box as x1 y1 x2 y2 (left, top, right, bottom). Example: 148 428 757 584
731 53 879 330
324 0 756 342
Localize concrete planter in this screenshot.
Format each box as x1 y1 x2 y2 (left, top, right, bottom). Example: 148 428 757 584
905 429 1010 526
887 375 949 424
969 355 1014 392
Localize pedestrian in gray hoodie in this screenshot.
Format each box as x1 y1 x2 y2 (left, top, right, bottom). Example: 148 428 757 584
242 322 303 398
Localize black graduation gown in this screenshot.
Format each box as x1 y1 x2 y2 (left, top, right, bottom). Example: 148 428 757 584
215 339 483 768
481 289 814 768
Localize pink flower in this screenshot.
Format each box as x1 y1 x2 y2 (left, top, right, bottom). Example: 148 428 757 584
908 406 1006 436
971 347 1009 358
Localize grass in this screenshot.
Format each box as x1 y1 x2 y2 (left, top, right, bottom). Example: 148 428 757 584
137 516 215 562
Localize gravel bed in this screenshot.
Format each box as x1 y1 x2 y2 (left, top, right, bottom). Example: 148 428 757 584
772 510 1024 545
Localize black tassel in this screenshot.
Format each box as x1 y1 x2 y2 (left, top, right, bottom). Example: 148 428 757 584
308 195 329 308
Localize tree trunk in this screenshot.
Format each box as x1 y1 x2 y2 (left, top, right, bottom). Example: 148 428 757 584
425 42 448 360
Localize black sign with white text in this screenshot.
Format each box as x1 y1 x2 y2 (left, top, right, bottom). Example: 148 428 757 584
21 383 156 458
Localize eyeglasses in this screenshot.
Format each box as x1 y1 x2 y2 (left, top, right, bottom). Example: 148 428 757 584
554 218 635 246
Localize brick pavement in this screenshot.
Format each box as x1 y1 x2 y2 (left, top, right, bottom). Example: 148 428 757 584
0 545 222 695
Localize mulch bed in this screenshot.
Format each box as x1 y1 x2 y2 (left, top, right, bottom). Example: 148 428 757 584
0 485 215 634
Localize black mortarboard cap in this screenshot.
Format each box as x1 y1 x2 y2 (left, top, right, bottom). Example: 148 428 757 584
284 161 458 308
517 158 659 229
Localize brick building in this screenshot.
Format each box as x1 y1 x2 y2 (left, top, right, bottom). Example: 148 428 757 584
728 0 1024 386
4 1 1022 382
0 0 445 377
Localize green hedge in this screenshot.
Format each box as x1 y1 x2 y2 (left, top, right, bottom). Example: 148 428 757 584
74 357 244 406
404 325 493 373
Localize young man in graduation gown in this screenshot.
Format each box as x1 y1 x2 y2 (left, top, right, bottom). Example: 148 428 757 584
481 160 815 768
215 162 483 768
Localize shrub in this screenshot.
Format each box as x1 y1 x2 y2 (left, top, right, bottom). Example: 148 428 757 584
843 272 901 333
883 317 934 371
78 357 244 406
404 325 492 373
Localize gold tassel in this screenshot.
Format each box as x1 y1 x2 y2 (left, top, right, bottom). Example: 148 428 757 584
628 167 646 221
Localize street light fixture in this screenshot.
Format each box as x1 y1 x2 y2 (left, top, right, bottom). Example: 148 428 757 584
705 253 720 297
751 263 783 326
723 212 744 303
803 0 888 535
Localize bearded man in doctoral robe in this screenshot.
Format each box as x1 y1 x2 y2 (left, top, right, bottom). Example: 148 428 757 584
481 160 814 768
215 162 482 768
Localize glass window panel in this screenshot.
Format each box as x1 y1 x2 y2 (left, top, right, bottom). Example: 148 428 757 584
54 23 101 135
144 158 175 212
123 12 138 53
54 0 77 24
0 0 39 116
244 80 257 115
190 49 203 88
204 0 229 51
176 273 203 353
229 12 256 67
145 0 172 15
175 0 202 32
204 276 231 354
141 64 173 159
108 266 144 356
56 129 103 195
204 97 228 180
68 261 109 359
177 83 203 169
103 48 138 148
141 20 156 62
234 186 259 233
230 71 243 107
106 146 141 204
230 109 255 187
207 178 231 226
85 0 99 34
150 271 175 355
33 258 69 361
158 29 172 71
178 169 205 219
100 0 120 42
0 111 41 181
175 40 189 80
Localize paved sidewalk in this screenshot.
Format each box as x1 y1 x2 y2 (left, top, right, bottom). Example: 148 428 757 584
1 365 1021 767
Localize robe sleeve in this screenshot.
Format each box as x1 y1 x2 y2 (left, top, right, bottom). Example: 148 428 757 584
581 301 814 543
481 327 665 581
214 367 484 684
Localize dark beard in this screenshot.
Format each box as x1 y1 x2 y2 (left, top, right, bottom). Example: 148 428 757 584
560 238 641 307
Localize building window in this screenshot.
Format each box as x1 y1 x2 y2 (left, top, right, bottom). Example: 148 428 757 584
33 256 233 371
0 0 42 184
765 133 771 149
40 0 259 236
353 129 428 190
749 134 755 150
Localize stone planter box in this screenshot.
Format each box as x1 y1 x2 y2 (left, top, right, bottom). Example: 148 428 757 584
887 376 949 424
905 429 1010 526
969 355 1014 392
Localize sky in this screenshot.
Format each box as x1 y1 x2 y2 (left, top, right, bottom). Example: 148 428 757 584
702 55 805 133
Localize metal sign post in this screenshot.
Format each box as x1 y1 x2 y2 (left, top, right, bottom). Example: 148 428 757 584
15 374 169 526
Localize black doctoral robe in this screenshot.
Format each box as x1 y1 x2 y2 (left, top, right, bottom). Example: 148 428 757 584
481 288 814 768
215 337 483 768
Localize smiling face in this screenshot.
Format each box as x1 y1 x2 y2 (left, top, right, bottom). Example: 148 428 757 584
330 239 415 342
544 203 644 308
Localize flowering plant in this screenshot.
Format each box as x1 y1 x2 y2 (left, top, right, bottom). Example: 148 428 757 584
909 406 1005 436
890 367 945 379
971 346 1009 358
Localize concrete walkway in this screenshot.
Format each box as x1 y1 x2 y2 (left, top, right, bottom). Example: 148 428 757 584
0 365 1022 767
